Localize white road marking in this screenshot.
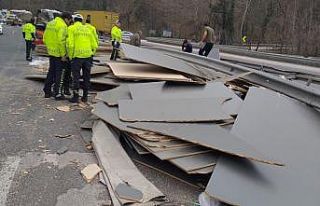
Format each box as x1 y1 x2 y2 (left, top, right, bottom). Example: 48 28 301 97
0 156 21 206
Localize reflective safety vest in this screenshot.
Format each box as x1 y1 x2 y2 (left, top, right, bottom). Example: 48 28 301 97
242 36 247 43
67 21 98 59
85 23 99 46
111 25 122 43
43 17 68 57
22 23 36 41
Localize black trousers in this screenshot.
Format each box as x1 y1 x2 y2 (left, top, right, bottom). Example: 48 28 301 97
71 58 92 96
199 43 214 57
25 40 33 59
63 61 72 92
110 41 120 60
43 56 64 96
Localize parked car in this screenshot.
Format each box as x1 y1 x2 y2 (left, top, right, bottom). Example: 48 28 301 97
122 31 133 43
6 14 22 26
0 24 3 35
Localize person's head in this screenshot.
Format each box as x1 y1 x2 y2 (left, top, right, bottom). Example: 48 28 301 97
137 30 142 36
73 14 83 23
204 23 209 27
61 12 73 26
183 39 188 44
28 18 34 24
116 20 121 28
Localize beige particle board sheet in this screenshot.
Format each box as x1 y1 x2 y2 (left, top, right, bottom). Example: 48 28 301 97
188 166 214 175
130 135 193 153
135 138 191 149
121 44 209 81
154 146 212 160
129 122 283 166
91 65 111 75
108 62 194 82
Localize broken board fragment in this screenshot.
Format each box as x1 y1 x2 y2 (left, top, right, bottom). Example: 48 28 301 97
188 166 214 175
96 84 131 106
25 74 47 81
91 65 111 75
80 129 92 145
122 133 150 155
92 121 165 204
169 152 219 173
91 102 142 134
108 62 195 82
81 164 102 183
118 98 231 123
154 146 212 160
129 122 283 166
80 119 94 130
115 183 144 203
56 106 71 112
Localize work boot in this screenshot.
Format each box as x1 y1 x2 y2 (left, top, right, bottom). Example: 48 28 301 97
55 93 65 101
64 88 71 96
81 91 88 103
81 96 88 103
69 91 79 103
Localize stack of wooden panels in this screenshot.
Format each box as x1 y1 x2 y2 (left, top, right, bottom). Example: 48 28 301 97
91 81 282 178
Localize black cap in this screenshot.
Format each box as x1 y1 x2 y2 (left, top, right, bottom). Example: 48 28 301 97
61 12 72 20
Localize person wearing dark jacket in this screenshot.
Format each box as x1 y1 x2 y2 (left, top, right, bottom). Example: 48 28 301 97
182 39 193 53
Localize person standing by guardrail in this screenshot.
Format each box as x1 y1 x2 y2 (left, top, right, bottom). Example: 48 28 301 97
199 23 216 57
130 31 142 47
110 20 122 61
22 18 36 61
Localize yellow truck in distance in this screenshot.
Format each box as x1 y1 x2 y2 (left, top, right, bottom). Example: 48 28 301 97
77 10 119 34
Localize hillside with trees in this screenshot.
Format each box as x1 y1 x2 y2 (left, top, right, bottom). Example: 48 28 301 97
1 0 319 56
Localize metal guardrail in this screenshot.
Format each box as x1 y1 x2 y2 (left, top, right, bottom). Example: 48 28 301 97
148 46 320 109
146 37 320 68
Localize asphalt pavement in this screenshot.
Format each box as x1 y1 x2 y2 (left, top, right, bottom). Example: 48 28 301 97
0 26 200 206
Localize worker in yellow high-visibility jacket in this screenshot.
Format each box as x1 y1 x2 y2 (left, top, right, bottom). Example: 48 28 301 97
85 18 99 47
43 12 73 100
110 20 122 61
67 15 98 103
22 19 36 61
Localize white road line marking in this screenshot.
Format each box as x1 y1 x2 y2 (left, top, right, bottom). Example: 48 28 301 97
0 156 21 206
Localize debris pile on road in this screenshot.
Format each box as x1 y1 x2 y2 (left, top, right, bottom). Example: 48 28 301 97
26 43 320 206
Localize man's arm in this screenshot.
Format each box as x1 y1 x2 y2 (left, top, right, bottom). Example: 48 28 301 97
31 25 36 40
57 25 67 57
201 30 207 42
22 25 26 39
66 27 74 59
